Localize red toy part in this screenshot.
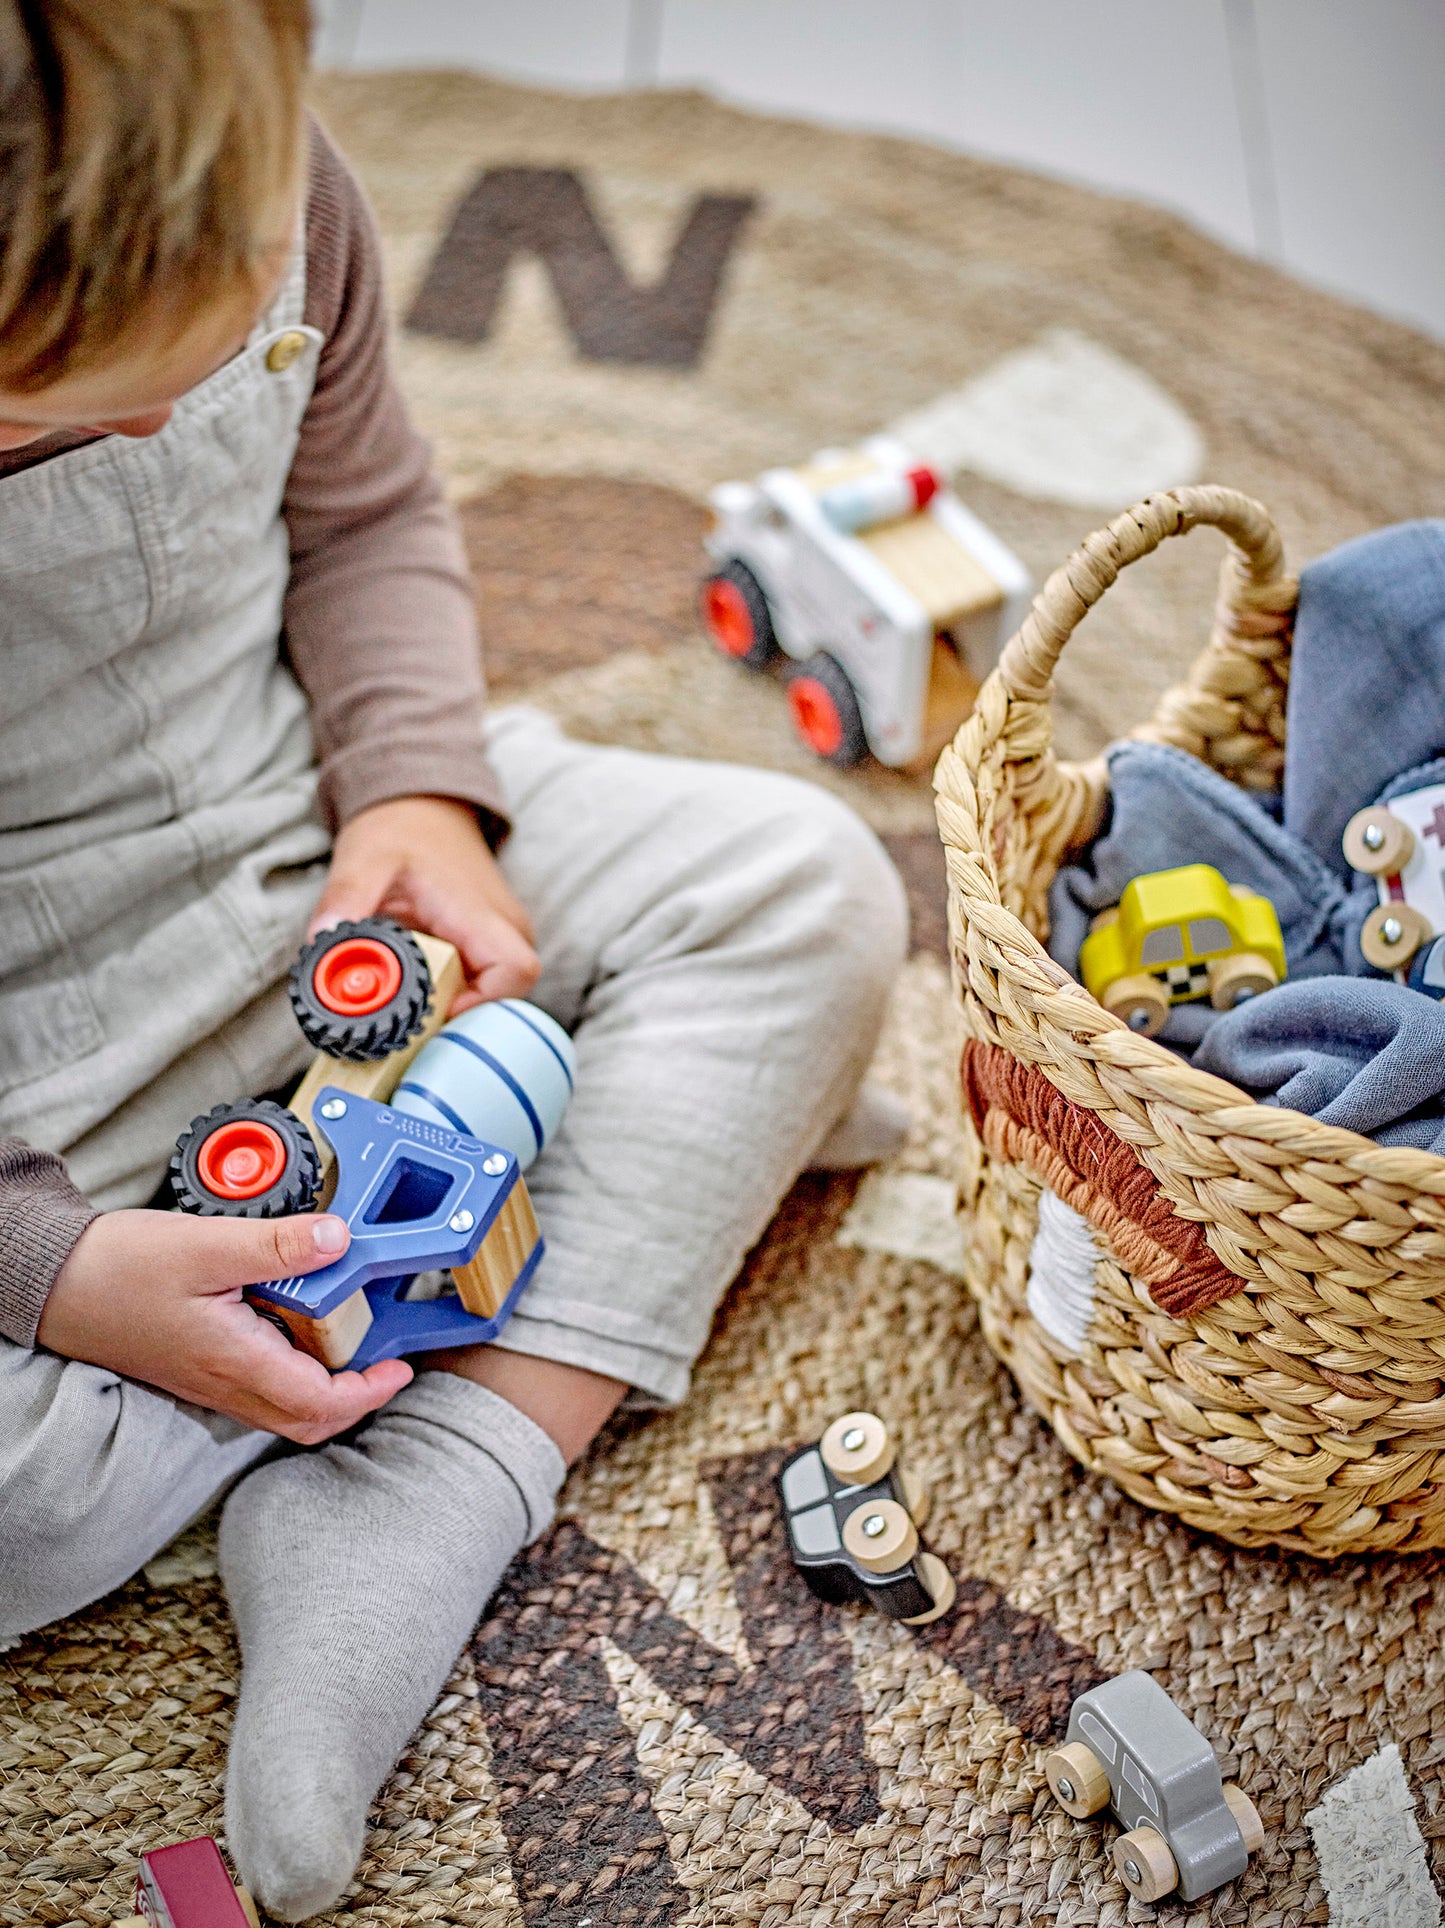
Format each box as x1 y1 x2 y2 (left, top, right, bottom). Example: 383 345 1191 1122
135 1837 253 1928
905 464 940 511
700 574 757 658
311 934 404 1016
196 1117 290 1200
787 674 846 757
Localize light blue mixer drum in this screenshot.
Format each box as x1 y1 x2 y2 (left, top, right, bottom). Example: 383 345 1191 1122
392 998 576 1170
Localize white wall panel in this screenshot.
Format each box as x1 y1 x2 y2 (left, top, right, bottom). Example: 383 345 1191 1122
346 0 632 91
654 0 1257 255
927 0 1258 255
654 0 944 142
1252 0 1445 338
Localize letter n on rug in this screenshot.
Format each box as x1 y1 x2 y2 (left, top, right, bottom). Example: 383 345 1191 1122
405 166 755 367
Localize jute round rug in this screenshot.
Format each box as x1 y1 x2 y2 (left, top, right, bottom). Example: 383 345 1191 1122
7 72 1445 1928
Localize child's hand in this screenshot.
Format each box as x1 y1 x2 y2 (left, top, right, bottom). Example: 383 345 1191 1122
308 794 539 1011
38 1210 412 1442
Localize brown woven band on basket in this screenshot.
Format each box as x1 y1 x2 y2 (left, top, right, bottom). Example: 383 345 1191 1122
962 1040 1246 1317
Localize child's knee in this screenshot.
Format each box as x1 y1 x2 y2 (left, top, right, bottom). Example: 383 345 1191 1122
750 776 909 994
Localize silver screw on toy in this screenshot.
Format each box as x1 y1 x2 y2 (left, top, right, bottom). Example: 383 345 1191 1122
1382 916 1404 946
861 1513 887 1538
1056 1776 1076 1802
1363 822 1385 851
1123 1859 1143 1885
320 1098 347 1119
482 1153 508 1175
842 1427 866 1453
449 1209 474 1234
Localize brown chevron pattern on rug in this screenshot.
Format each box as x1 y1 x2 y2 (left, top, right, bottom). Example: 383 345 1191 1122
472 1446 1106 1924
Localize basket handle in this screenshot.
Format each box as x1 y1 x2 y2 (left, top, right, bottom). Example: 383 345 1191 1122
997 485 1292 708
935 486 1296 938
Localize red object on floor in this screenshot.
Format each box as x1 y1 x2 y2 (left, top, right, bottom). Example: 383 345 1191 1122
701 574 757 657
135 1837 251 1928
787 675 846 757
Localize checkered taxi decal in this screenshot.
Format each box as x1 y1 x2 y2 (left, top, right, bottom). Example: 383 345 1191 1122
1156 960 1212 1000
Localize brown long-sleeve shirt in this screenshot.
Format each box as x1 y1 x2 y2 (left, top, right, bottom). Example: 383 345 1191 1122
0 121 503 1347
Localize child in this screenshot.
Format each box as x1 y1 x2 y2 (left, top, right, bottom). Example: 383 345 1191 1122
0 2 907 1919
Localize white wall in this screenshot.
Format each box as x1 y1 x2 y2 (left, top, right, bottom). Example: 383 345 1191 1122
313 0 1445 342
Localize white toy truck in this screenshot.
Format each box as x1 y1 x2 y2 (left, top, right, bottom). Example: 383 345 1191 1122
701 434 1031 768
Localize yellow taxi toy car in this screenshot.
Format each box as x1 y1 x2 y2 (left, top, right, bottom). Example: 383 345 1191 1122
1079 863 1286 1038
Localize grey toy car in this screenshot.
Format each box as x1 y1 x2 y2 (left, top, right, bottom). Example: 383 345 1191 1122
1045 1671 1264 1903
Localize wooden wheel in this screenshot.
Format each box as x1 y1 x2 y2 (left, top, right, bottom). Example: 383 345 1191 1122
1360 901 1433 971
1208 950 1277 1009
1101 972 1169 1036
1113 1825 1178 1902
820 1411 895 1486
901 1551 956 1625
1222 1782 1264 1855
841 1498 919 1573
1044 1740 1111 1818
1343 806 1414 876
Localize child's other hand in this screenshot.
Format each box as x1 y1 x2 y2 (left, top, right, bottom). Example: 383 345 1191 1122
38 1210 412 1442
308 794 539 1011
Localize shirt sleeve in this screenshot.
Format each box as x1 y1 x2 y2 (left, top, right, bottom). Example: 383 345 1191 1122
283 119 508 846
0 1141 97 1349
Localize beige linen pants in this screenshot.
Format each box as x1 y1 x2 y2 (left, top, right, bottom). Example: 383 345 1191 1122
0 710 906 1639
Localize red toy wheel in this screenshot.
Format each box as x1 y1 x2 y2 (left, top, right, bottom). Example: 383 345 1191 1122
785 652 868 766
788 675 845 757
288 917 432 1061
702 576 756 657
700 561 777 671
311 936 404 1016
171 1100 321 1218
196 1118 290 1200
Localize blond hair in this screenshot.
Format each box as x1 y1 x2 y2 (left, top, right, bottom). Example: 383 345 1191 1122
0 0 310 392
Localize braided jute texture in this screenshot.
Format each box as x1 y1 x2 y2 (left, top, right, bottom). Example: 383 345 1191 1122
935 484 1445 1558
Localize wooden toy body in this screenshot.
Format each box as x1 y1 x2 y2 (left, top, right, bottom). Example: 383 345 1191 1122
133 1837 254 1928
705 433 1029 767
246 1089 542 1369
1080 865 1286 1011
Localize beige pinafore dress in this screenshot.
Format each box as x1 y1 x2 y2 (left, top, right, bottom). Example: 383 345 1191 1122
0 243 331 1207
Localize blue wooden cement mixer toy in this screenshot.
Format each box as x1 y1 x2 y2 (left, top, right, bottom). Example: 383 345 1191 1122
170 917 575 1368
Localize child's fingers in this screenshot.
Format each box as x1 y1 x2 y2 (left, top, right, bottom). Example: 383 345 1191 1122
175 1210 351 1288
305 846 396 939
229 1328 413 1441
443 909 541 1006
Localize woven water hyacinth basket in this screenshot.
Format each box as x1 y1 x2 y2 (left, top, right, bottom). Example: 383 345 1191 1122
934 483 1445 1557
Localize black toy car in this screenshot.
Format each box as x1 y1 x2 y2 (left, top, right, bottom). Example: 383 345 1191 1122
777 1411 954 1624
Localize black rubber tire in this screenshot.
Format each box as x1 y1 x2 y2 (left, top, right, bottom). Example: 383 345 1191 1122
701 560 779 671
786 651 869 766
170 1099 321 1218
288 916 432 1061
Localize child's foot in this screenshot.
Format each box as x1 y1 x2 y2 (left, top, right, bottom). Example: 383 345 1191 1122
809 1081 912 1169
218 1373 564 1921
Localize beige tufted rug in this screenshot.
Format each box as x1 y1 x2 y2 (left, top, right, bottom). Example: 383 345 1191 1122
7 71 1445 1928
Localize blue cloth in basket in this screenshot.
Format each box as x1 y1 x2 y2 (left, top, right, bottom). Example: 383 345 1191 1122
1048 519 1445 1152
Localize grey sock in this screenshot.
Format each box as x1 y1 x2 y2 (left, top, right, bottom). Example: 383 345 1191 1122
219 1373 564 1921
